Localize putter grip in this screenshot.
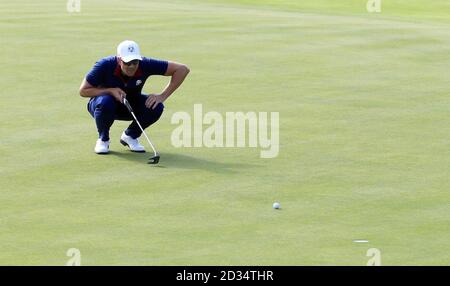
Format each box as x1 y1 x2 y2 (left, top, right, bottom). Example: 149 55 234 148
123 98 133 113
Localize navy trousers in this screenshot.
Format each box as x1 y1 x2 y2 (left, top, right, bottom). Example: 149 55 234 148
87 93 164 141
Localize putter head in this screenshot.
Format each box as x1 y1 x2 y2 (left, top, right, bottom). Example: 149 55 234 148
148 153 160 164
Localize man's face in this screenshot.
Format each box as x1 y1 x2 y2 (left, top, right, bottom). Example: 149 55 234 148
119 58 140 77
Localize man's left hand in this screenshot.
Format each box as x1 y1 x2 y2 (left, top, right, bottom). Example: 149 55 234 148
145 94 167 109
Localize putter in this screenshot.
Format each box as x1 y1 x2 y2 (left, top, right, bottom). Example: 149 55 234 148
123 97 160 164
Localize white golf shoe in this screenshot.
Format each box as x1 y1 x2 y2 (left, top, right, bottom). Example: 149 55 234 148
120 132 145 152
94 139 110 154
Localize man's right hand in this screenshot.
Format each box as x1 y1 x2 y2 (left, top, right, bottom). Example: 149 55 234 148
108 88 126 103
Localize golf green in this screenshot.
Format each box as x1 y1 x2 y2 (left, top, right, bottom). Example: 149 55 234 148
0 0 449 265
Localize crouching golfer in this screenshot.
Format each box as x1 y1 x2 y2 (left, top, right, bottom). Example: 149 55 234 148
79 40 189 154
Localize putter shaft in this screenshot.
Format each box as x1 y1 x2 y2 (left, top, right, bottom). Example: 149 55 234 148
123 98 159 157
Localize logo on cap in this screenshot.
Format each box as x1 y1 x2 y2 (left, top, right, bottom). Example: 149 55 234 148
128 46 135 52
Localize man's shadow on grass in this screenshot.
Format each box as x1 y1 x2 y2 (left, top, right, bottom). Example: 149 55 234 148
108 151 259 174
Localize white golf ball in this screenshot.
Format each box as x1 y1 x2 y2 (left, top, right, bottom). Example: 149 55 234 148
273 202 280 209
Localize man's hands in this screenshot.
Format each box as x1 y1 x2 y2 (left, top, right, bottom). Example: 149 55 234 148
93 88 166 109
145 94 168 109
106 88 166 109
108 88 127 103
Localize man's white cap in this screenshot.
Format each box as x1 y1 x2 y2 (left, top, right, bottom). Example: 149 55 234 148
117 40 143 63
